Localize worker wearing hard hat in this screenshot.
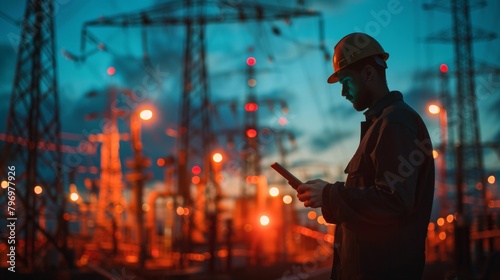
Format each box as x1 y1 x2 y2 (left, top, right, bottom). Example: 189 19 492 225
297 32 435 279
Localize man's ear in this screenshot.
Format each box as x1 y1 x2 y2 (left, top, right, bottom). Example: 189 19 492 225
364 65 374 81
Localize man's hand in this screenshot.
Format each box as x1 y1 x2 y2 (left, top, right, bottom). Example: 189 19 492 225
297 179 329 208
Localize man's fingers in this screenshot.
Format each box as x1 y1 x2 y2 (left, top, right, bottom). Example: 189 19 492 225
304 200 321 208
297 191 310 202
297 184 309 194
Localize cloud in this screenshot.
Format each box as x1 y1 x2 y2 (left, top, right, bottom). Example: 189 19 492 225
402 86 438 114
487 94 500 117
0 45 16 129
327 100 357 119
309 128 354 153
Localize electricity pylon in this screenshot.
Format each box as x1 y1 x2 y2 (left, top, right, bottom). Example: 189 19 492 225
0 0 71 271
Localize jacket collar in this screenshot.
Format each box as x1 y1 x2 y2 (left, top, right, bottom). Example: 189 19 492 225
363 91 403 122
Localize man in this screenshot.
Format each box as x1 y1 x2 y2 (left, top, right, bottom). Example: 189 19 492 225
297 32 435 279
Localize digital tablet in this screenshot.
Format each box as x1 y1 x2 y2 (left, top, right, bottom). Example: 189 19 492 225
270 162 302 190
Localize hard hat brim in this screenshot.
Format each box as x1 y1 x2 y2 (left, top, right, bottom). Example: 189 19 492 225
327 72 339 84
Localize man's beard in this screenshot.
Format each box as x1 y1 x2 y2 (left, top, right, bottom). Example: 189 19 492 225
352 81 372 111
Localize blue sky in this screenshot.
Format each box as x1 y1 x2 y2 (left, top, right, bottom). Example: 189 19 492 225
1 0 499 214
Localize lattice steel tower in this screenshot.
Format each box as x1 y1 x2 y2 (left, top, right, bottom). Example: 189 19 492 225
0 0 70 270
424 0 496 217
424 0 498 269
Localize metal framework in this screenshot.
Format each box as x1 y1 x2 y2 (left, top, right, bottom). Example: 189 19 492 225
0 0 70 271
78 0 322 267
424 0 496 217
242 61 261 197
424 0 499 270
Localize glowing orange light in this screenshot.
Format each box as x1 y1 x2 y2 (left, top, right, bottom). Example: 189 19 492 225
283 195 292 204
70 192 79 202
246 175 259 184
428 222 435 231
183 207 190 216
259 215 270 226
438 232 447 240
246 56 256 66
139 109 153 120
152 248 159 257
125 255 138 263
218 249 229 258
142 203 150 212
34 185 43 195
307 211 317 220
439 64 448 73
488 175 496 184
269 186 279 197
157 158 165 167
428 104 441 115
212 153 223 163
246 128 257 138
437 218 445 226
107 66 116 76
192 175 201 185
432 150 439 159
317 215 326 225
176 206 185 215
192 165 201 174
1 181 8 189
446 214 454 223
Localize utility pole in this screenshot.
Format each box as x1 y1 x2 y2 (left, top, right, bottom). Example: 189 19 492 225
0 0 71 271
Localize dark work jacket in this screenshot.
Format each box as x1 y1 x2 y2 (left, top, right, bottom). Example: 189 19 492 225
321 91 435 280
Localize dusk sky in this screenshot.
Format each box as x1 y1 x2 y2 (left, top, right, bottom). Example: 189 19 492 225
1 0 499 214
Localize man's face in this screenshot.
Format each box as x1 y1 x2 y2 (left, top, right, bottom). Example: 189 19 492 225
338 68 371 111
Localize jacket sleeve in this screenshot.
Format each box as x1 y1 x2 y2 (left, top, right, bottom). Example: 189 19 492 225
321 182 344 224
321 123 430 227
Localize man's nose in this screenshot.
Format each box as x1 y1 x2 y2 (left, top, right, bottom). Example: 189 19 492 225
341 85 348 96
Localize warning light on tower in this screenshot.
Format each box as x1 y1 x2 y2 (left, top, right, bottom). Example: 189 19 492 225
191 165 201 175
439 64 448 73
107 66 116 76
246 57 256 66
244 102 258 112
246 128 258 138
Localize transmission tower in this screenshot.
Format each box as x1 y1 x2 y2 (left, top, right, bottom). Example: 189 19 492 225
424 0 498 269
242 54 261 198
424 0 496 218
0 0 70 271
88 88 126 250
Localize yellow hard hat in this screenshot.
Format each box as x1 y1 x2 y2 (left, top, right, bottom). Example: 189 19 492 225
327 32 389 83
